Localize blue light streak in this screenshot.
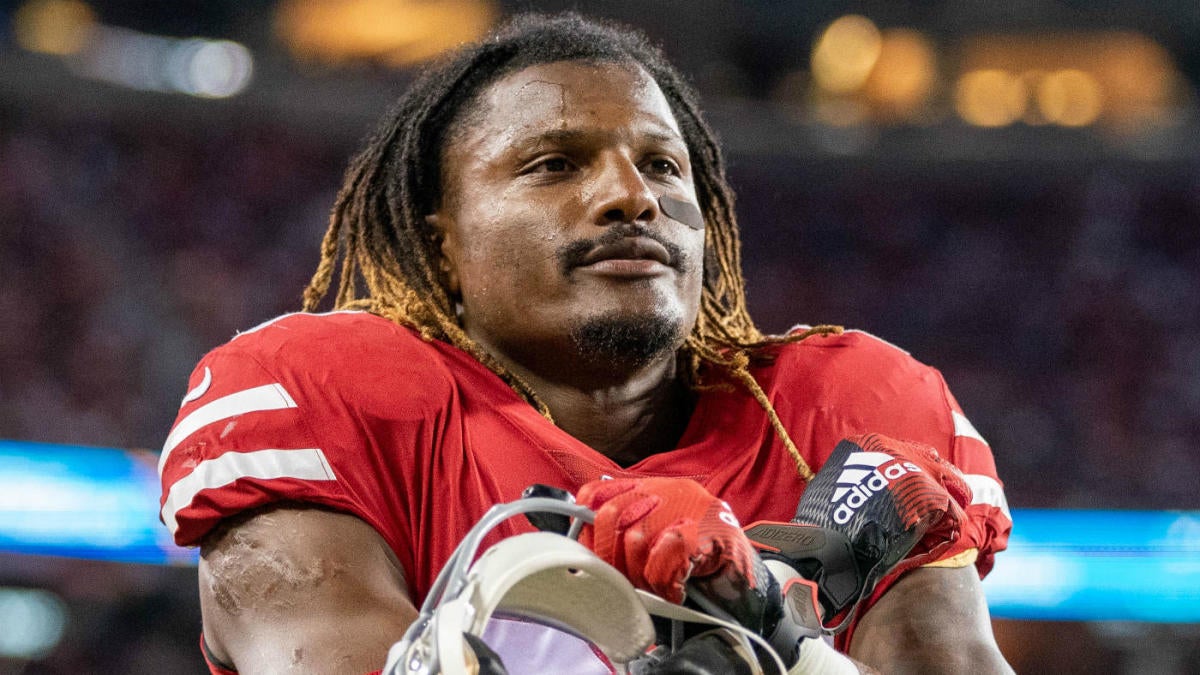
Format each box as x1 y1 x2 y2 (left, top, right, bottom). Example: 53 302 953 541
2 440 1198 621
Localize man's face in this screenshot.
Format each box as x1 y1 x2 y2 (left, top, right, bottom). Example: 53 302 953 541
433 60 705 373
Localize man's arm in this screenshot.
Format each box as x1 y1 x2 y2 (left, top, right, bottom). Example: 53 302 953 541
848 565 1013 674
199 505 418 674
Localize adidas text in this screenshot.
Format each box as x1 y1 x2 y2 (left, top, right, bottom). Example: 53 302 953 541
832 460 922 525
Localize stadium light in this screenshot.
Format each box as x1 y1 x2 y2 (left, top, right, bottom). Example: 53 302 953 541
1037 69 1104 127
808 17 939 125
811 15 883 95
956 32 1180 129
12 1 254 99
861 28 938 121
0 587 68 659
955 69 1028 127
66 27 254 98
274 0 497 66
11 0 96 56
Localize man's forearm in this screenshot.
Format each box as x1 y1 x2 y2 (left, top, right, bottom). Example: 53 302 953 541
848 566 1014 675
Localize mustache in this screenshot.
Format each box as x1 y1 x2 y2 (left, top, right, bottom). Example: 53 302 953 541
556 225 690 276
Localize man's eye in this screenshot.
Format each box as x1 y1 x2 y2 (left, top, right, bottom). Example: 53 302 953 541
532 157 572 173
646 158 680 176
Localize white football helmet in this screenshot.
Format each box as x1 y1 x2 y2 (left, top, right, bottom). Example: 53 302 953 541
382 497 785 675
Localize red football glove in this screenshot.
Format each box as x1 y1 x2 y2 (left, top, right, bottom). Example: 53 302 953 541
576 477 758 604
748 433 974 632
791 433 973 583
851 433 972 572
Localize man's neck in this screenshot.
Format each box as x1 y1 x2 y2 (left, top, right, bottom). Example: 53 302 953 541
496 350 695 466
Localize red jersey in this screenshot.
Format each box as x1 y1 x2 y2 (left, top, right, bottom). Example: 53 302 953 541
160 311 1010 665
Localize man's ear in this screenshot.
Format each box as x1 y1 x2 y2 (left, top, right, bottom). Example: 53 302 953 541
425 213 461 297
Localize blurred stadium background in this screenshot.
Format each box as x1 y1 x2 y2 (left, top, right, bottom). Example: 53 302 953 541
1 0 1199 672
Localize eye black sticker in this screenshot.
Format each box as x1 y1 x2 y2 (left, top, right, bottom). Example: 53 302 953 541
659 195 705 230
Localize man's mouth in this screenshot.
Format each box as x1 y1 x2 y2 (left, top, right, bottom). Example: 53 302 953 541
557 229 688 278
579 237 672 267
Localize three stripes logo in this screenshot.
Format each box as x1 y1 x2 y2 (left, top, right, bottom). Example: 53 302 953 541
831 450 922 525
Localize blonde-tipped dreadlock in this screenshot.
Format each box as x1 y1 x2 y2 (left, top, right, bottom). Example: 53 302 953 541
302 13 840 481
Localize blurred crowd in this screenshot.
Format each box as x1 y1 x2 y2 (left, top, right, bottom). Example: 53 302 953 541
733 152 1200 510
0 102 341 456
2 84 1199 675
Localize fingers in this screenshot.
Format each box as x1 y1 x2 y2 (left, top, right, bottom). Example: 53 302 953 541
583 489 659 583
848 432 974 511
698 499 756 584
576 477 758 604
641 518 749 603
643 522 697 603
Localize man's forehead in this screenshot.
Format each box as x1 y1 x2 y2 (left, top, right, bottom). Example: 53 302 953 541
473 60 683 140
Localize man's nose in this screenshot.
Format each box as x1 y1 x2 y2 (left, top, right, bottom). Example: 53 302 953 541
592 157 659 226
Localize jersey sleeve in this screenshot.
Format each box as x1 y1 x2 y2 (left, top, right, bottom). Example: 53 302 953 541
786 330 1013 573
810 333 1012 652
934 383 1012 576
836 384 1012 652
156 315 424 561
158 341 360 546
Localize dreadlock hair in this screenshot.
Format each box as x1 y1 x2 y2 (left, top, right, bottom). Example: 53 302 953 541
302 12 840 480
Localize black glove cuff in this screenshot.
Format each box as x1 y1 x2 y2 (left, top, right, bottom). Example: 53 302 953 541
745 523 861 626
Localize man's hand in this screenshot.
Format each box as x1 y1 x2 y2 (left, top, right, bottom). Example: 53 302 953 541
796 433 971 579
576 477 758 604
745 433 973 632
578 478 829 673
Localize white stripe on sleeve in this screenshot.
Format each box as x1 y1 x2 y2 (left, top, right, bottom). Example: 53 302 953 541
232 310 366 341
962 473 1011 520
952 410 988 445
159 383 298 475
180 367 212 407
161 448 336 535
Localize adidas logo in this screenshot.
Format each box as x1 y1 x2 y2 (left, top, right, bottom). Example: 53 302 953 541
830 451 922 525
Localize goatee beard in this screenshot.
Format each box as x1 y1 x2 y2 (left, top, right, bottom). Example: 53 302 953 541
569 312 683 370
